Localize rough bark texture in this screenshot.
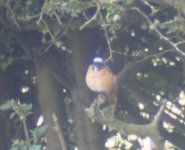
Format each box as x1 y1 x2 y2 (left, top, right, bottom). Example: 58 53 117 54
35 61 62 150
68 31 104 150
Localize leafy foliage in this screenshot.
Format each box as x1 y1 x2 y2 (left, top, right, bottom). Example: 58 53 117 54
0 29 15 70
0 99 47 150
0 0 185 149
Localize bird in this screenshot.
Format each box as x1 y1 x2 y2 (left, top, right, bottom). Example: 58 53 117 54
86 57 117 108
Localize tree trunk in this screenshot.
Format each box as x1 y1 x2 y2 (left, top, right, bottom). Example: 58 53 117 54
35 61 62 150
68 31 104 150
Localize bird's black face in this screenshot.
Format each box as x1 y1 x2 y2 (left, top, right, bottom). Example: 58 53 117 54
92 57 105 71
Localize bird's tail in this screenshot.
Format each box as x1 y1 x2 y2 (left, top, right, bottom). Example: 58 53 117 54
105 91 117 109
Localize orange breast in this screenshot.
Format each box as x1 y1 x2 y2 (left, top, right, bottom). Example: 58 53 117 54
86 65 115 92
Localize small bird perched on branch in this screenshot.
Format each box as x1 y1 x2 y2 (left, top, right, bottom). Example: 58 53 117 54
86 57 117 109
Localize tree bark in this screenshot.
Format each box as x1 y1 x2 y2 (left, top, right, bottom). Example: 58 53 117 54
35 61 63 150
68 31 104 150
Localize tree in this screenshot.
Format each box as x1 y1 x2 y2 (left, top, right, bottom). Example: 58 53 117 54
0 0 185 149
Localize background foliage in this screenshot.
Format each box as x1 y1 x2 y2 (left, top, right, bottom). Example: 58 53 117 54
0 0 185 149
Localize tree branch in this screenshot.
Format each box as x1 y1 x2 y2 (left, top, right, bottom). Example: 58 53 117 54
52 113 67 150
79 4 102 30
132 7 185 56
85 98 167 149
149 0 185 16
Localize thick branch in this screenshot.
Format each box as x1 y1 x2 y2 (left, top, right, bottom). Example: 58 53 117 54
85 99 167 149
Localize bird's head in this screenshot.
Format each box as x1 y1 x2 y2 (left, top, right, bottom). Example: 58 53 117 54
92 57 105 71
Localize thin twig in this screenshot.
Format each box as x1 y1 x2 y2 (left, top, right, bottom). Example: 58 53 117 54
136 49 173 63
175 40 185 46
22 117 31 148
42 19 55 40
52 113 67 150
141 0 159 15
79 4 102 30
44 19 73 52
103 26 113 62
111 50 127 55
99 11 114 62
25 13 41 21
36 10 43 25
36 0 46 25
54 11 62 25
132 7 185 56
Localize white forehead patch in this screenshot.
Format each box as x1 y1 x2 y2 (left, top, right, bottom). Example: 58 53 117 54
93 57 103 63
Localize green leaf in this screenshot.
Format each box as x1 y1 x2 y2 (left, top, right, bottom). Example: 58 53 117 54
26 0 33 7
41 37 46 44
10 147 18 150
29 145 41 150
37 125 48 138
55 41 62 48
53 29 60 37
10 139 27 150
22 103 32 112
0 102 11 110
10 112 16 120
126 0 134 6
